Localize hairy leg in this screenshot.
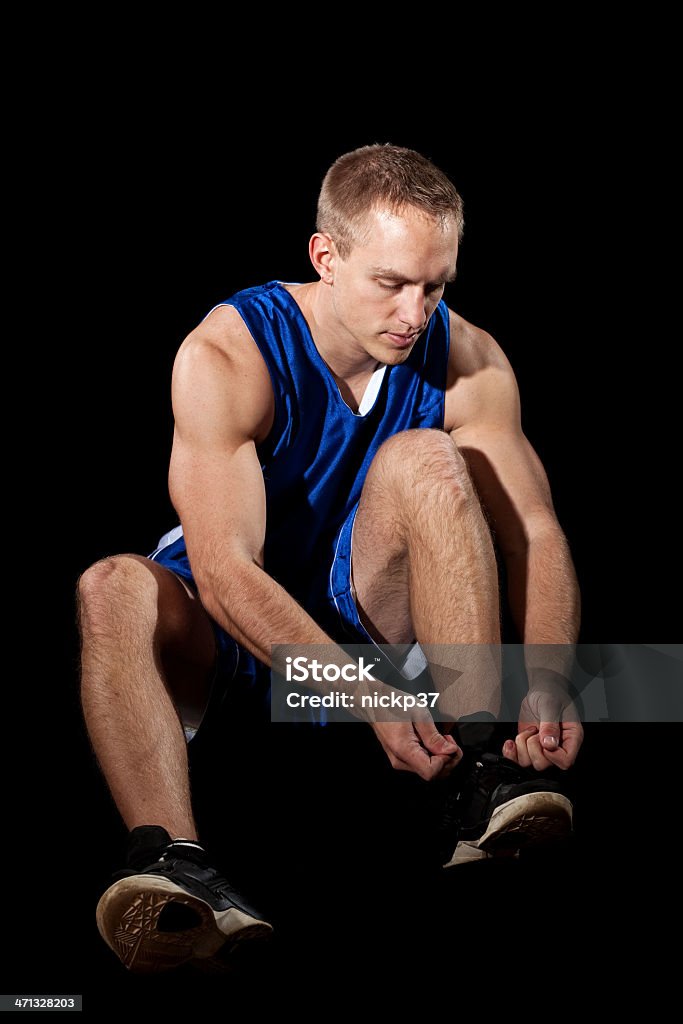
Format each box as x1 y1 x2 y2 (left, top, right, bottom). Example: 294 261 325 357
351 429 501 718
77 554 217 839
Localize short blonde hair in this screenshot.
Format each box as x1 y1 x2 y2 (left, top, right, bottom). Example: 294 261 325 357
317 144 464 259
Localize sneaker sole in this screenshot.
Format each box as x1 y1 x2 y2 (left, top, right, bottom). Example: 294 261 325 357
445 842 525 866
443 791 573 868
96 874 273 973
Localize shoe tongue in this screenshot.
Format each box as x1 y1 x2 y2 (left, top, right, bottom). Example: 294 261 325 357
126 825 174 869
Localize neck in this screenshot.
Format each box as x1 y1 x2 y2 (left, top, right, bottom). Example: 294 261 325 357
300 281 380 380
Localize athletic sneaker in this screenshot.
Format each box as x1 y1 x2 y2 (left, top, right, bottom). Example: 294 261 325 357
96 826 273 973
438 753 574 867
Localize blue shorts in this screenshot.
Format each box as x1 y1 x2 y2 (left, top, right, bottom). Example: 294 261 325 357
148 504 427 739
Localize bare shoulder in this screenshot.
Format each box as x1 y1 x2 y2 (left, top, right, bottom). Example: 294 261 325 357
444 308 520 433
173 303 275 443
174 303 272 384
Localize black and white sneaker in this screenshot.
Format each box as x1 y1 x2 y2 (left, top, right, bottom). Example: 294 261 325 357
438 753 574 868
96 826 273 973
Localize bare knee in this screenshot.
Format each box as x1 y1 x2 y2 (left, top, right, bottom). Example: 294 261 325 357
372 428 473 499
77 554 213 669
77 554 159 635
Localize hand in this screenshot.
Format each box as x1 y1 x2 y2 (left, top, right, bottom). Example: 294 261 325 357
370 719 462 780
503 690 584 771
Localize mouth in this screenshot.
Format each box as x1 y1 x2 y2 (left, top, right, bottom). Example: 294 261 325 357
384 331 418 348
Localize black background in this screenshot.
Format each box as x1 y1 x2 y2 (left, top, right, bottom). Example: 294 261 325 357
10 88 679 1011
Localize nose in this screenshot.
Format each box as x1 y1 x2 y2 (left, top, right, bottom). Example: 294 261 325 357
397 286 428 330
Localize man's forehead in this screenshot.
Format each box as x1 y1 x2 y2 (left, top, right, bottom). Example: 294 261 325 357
364 204 457 234
357 207 458 278
355 206 458 256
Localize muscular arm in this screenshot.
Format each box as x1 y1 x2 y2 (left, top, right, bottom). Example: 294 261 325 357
445 310 580 646
168 307 334 664
445 311 583 767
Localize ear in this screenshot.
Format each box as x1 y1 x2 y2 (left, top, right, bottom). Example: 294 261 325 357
309 232 337 284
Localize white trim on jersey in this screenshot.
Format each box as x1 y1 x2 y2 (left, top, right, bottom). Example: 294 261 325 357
356 364 387 416
149 524 184 560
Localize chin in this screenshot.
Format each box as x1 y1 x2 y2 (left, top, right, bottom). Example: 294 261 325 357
382 350 409 366
378 343 414 365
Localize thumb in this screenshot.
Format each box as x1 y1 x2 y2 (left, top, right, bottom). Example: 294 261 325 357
416 721 460 757
539 720 561 751
533 693 563 751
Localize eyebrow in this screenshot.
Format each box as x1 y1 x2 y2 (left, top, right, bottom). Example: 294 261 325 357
368 266 457 284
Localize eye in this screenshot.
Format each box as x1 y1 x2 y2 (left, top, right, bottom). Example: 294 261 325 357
378 281 402 291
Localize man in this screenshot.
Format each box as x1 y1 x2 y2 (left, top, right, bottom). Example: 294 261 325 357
78 144 583 974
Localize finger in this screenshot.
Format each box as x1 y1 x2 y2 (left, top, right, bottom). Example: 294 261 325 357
515 735 532 768
424 741 463 778
563 732 584 763
426 753 460 780
543 732 582 769
396 737 457 781
414 751 453 781
525 733 555 771
414 720 461 759
435 756 461 779
391 745 434 780
541 746 573 770
502 739 518 762
515 727 537 768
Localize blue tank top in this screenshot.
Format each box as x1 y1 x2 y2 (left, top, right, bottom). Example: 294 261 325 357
209 280 451 616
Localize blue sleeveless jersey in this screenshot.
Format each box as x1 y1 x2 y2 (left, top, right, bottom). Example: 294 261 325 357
165 280 450 621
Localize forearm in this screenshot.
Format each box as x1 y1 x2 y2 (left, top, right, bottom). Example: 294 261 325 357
507 527 580 643
506 527 581 689
197 559 334 668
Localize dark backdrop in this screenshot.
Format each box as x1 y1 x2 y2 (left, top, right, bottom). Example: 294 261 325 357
12 110 679 1010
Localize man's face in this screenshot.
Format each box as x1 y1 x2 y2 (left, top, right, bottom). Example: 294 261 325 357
328 205 458 365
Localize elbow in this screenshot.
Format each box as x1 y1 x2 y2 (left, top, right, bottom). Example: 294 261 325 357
526 509 565 546
195 581 224 626
501 511 569 560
